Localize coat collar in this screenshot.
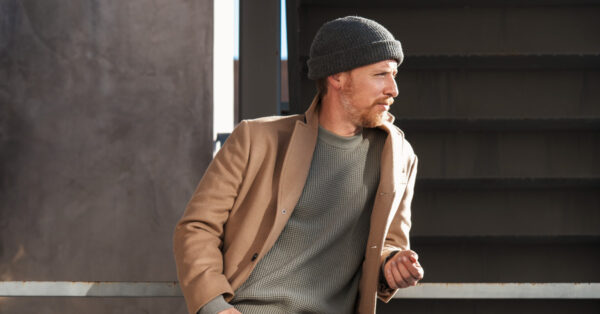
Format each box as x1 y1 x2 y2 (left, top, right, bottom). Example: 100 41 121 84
303 94 320 127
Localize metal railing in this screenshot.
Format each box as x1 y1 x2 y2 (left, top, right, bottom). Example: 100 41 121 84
2 282 599 299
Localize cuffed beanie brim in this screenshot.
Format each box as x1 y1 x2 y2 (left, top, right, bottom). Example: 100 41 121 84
307 40 403 80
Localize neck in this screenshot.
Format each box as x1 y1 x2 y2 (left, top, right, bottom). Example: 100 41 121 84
318 94 362 137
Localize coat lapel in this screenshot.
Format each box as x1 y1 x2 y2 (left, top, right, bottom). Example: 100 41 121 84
359 114 409 313
260 96 320 256
370 116 409 242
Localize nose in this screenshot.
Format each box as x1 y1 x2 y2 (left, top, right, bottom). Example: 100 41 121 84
385 76 399 98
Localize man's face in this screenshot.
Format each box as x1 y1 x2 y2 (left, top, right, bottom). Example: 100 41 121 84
339 60 399 128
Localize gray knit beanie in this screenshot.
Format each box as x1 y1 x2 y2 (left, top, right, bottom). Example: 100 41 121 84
307 16 403 80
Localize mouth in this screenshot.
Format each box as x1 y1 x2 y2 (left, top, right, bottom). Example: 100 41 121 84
376 103 391 111
375 98 394 111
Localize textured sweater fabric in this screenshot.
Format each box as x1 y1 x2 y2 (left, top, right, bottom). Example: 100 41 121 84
205 126 385 314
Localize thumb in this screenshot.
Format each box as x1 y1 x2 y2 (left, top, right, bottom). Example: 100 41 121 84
407 251 419 263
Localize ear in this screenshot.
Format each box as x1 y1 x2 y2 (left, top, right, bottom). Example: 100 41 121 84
327 72 345 90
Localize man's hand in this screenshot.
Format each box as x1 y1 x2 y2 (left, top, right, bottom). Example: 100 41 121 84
383 250 424 289
218 309 241 314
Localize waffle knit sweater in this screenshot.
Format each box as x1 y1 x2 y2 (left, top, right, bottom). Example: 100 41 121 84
200 126 386 314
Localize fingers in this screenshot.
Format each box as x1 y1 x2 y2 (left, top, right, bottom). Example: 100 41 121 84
385 262 406 289
398 257 419 285
398 250 424 281
391 259 412 287
406 250 419 262
385 258 412 288
385 250 424 289
384 263 398 289
400 255 423 281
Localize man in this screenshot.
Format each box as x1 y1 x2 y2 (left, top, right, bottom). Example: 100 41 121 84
174 16 423 314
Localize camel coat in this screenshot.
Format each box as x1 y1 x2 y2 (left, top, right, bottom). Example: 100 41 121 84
173 96 418 314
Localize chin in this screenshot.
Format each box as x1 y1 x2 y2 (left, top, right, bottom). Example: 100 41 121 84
360 111 386 128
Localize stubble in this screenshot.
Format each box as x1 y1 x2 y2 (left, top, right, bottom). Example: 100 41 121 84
340 78 389 128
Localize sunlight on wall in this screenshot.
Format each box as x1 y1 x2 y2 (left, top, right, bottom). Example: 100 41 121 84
213 0 235 143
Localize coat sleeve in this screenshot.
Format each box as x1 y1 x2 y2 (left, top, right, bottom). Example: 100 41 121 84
173 120 251 314
377 153 418 302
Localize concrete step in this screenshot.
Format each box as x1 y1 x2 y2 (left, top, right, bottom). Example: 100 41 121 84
301 0 600 7
397 118 600 131
415 177 600 189
401 54 600 70
392 70 600 118
410 236 600 282
296 6 600 55
411 185 599 236
407 130 599 177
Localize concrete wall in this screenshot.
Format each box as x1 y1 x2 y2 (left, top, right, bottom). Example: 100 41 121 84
0 0 213 312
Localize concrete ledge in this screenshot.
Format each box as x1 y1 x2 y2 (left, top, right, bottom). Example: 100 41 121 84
1 282 599 298
393 283 600 299
0 281 182 297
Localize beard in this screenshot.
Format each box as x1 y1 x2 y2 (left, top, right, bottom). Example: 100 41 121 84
340 78 392 128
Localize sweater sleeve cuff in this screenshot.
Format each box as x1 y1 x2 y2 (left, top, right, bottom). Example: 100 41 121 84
197 295 234 314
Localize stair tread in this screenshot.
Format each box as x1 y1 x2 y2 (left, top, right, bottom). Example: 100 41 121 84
415 177 600 188
396 117 600 131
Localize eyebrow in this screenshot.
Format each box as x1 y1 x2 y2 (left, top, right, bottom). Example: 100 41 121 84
374 68 398 74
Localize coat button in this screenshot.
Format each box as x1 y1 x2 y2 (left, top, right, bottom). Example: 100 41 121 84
282 209 287 214
251 253 258 261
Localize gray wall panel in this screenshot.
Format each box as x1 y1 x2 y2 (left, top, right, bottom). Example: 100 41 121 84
1 0 213 312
